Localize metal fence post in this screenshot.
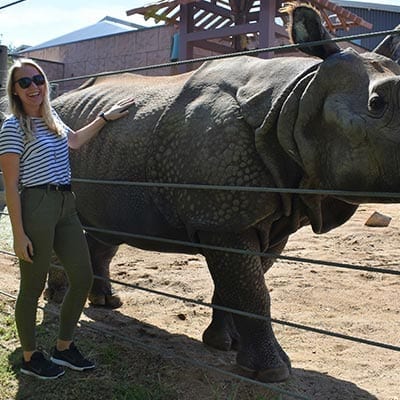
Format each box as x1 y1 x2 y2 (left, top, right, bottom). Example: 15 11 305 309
0 45 8 211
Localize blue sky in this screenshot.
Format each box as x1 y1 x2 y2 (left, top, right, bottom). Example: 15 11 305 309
0 0 156 48
0 0 399 48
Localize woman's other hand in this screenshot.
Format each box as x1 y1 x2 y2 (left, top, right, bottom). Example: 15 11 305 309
14 233 34 263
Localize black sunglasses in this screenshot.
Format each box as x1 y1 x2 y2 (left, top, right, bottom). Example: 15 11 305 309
14 74 45 89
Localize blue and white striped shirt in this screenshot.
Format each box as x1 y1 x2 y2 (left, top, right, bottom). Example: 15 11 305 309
0 110 72 186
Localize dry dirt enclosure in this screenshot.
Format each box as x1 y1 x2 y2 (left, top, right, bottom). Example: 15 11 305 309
0 203 399 399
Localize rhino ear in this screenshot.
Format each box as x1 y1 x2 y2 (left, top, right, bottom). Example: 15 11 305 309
281 3 340 59
373 25 400 63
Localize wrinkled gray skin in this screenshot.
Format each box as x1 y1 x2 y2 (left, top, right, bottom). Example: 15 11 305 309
9 5 400 383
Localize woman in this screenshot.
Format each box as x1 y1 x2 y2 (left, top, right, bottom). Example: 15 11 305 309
0 58 134 380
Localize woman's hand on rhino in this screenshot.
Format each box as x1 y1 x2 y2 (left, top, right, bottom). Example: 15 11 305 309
102 98 135 121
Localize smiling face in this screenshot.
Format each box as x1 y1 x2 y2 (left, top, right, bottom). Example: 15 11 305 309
12 64 46 117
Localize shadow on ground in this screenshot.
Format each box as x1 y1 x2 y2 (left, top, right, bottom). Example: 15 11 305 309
6 300 378 400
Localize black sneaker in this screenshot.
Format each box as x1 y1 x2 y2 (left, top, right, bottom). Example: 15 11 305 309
20 351 65 380
50 342 95 371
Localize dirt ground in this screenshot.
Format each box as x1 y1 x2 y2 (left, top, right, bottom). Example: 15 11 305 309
0 203 399 400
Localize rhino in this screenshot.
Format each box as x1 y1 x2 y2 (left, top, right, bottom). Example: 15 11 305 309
45 4 400 383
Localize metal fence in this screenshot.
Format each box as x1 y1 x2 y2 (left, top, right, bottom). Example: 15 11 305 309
1 26 400 399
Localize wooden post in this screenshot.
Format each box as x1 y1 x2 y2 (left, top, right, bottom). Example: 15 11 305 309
179 3 194 73
258 0 276 59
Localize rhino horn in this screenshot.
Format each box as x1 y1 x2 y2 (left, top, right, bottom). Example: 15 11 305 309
281 3 340 59
373 25 400 64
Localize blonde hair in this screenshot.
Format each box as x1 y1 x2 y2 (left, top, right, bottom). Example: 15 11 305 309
6 58 63 140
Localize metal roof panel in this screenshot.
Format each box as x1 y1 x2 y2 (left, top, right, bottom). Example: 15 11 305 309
18 16 144 53
334 0 400 13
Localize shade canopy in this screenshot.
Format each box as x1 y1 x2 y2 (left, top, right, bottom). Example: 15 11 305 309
126 1 372 66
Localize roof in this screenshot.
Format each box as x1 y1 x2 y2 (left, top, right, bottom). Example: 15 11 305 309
126 0 373 32
333 0 400 14
18 16 145 53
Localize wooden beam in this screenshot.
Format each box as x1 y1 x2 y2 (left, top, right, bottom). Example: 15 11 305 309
310 0 372 30
202 15 228 30
193 0 232 19
195 12 215 29
193 9 207 24
126 0 201 16
186 22 260 42
191 39 234 53
274 24 289 39
126 0 179 16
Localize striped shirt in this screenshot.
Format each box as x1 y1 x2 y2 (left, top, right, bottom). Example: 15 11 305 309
0 110 72 186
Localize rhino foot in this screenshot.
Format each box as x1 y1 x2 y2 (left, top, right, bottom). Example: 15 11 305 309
238 364 291 383
202 322 240 351
43 286 67 304
273 338 292 372
88 292 123 309
236 340 291 383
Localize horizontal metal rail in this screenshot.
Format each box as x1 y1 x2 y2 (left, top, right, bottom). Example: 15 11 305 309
0 248 398 353
83 226 400 277
71 177 400 199
0 288 309 400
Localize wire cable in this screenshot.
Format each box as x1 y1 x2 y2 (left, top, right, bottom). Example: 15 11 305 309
0 289 309 400
47 27 400 84
0 249 398 353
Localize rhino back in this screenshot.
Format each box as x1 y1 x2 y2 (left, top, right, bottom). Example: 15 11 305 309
53 72 190 180
51 57 321 248
53 73 196 249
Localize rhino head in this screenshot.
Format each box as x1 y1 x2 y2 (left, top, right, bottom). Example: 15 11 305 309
277 5 400 206
236 3 400 233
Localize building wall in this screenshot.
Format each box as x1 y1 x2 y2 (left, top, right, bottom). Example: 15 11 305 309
19 25 179 93
335 7 400 51
16 10 387 96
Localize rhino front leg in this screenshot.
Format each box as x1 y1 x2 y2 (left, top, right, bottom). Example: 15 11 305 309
203 296 290 369
260 238 291 372
86 233 122 309
198 230 290 383
203 237 291 369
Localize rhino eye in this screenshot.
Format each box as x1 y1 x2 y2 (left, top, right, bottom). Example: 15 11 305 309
368 94 386 115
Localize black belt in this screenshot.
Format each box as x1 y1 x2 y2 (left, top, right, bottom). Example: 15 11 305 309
24 184 72 192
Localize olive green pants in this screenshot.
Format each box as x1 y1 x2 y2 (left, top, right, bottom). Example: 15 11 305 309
15 188 93 351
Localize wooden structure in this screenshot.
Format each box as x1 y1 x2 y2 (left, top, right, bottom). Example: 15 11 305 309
126 0 372 64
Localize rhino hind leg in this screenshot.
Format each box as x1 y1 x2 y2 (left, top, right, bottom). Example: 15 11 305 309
44 253 68 304
85 233 121 309
198 230 290 383
202 293 240 351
